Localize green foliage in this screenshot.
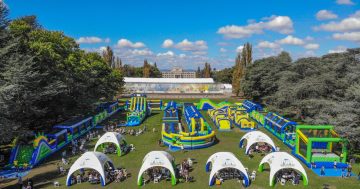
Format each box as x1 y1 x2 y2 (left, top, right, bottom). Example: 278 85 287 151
232 42 253 96
0 13 124 144
143 59 150 78
242 49 360 150
122 63 161 78
212 67 234 83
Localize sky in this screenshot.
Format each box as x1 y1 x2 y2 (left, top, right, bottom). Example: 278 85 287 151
3 0 360 69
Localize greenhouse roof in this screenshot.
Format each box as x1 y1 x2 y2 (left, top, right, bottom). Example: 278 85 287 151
124 77 215 84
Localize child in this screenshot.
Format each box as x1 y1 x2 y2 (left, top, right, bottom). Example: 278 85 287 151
320 166 325 176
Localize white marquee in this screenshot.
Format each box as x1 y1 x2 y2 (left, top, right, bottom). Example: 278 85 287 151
205 152 250 187
137 151 177 186
239 131 276 154
258 152 308 186
66 152 114 186
94 132 127 156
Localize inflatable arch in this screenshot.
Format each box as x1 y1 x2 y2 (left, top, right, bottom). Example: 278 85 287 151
205 152 250 187
239 131 276 154
94 132 127 156
137 151 177 186
66 152 114 186
258 152 308 186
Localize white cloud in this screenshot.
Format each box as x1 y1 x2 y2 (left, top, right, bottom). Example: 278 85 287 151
257 41 280 49
336 0 355 5
162 39 174 48
333 32 360 42
116 39 145 48
276 35 305 45
179 54 186 58
104 38 111 43
305 36 314 41
99 46 107 52
219 48 227 52
236 45 244 53
328 46 347 53
314 11 360 32
316 10 338 20
157 51 175 57
130 49 153 56
76 36 108 44
217 15 293 38
174 39 208 52
304 43 320 50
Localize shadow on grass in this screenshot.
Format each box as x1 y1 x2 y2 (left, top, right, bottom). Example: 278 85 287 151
4 169 61 189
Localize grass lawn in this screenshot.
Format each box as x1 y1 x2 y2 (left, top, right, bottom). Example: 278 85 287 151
2 98 360 189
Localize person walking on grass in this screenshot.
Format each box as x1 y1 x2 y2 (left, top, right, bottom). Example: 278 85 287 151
320 166 325 176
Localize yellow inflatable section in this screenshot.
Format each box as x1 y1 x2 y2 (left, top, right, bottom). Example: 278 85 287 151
218 119 231 130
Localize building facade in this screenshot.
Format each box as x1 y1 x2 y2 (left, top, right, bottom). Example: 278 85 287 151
161 67 196 78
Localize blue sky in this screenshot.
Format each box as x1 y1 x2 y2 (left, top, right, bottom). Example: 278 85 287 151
3 0 360 69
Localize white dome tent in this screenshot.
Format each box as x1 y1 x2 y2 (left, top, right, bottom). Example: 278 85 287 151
258 152 308 186
205 152 250 187
66 152 114 186
239 131 276 154
94 132 127 156
137 151 177 186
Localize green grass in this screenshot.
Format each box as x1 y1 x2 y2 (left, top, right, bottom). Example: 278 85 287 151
7 99 360 189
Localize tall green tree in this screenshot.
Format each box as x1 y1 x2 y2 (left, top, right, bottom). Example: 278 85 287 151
143 59 150 78
232 53 242 96
203 62 212 78
102 46 114 67
196 66 201 78
0 13 124 144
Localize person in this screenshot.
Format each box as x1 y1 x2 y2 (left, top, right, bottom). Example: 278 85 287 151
62 150 66 158
88 173 93 182
76 174 82 184
181 144 185 153
341 168 346 178
320 166 325 176
333 160 337 169
17 176 23 189
347 164 352 177
357 171 360 180
27 179 33 189
311 161 316 169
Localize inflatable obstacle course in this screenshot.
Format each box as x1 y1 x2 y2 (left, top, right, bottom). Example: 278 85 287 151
202 99 257 131
293 125 348 168
1 101 122 178
161 101 216 150
244 100 350 175
120 94 163 126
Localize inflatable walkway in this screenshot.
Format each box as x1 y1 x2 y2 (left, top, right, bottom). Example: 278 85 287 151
0 101 122 179
161 101 216 150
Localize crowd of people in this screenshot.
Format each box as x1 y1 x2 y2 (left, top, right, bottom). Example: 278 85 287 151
247 143 274 158
275 169 301 185
214 168 246 185
67 166 129 185
143 167 172 184
179 158 193 182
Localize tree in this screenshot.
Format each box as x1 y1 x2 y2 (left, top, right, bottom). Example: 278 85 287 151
143 59 150 78
196 66 201 78
102 46 114 67
241 49 360 151
232 43 253 96
232 53 242 96
203 62 212 78
0 14 124 144
213 67 234 83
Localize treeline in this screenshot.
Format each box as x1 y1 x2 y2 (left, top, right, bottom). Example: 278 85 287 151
122 60 161 78
0 4 124 144
241 49 360 151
